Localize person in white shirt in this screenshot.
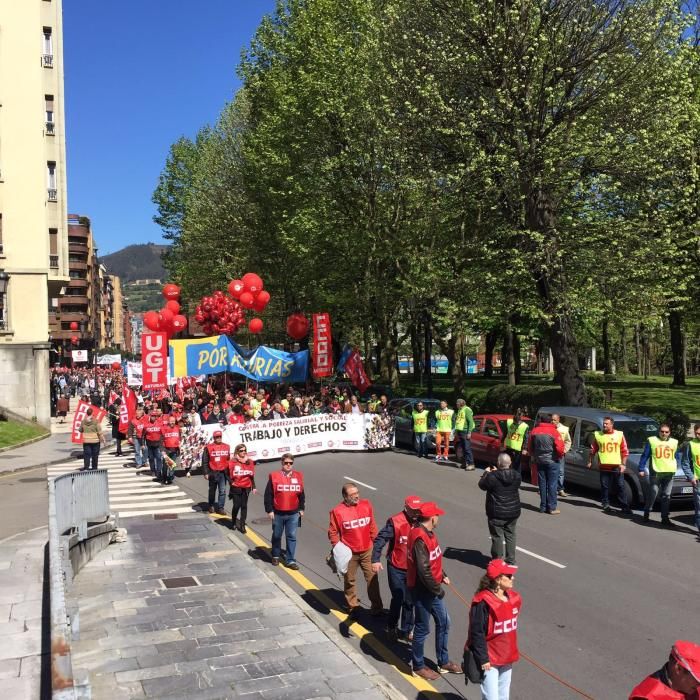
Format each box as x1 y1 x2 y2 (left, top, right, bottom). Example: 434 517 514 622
552 414 572 497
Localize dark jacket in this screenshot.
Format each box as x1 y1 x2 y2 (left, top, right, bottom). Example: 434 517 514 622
479 468 522 520
412 526 445 597
527 423 565 465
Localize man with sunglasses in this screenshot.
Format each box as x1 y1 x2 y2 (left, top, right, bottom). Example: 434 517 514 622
201 430 230 515
681 423 700 538
265 454 305 569
638 423 685 527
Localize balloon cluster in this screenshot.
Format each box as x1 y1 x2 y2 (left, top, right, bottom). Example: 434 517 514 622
143 283 189 338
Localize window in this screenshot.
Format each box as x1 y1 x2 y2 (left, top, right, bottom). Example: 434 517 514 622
0 214 3 255
580 421 599 450
47 162 57 200
43 28 52 55
483 419 500 438
472 417 483 433
0 291 6 330
49 228 58 267
45 95 55 135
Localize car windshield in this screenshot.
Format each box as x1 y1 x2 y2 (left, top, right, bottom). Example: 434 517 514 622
618 420 659 451
497 419 534 435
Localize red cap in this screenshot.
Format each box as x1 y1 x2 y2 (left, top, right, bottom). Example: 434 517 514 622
404 495 422 510
486 559 518 579
418 502 445 518
212 430 222 438
672 641 700 682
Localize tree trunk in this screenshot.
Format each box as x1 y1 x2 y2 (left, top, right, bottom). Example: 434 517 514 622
669 309 686 387
602 317 612 374
362 325 373 377
484 330 498 378
424 310 433 397
513 331 522 384
634 324 641 375
618 326 629 374
503 322 516 386
377 315 399 389
549 314 586 405
410 320 422 383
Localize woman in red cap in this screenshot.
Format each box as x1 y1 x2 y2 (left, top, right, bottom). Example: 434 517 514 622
466 558 522 699
629 640 700 699
229 443 256 533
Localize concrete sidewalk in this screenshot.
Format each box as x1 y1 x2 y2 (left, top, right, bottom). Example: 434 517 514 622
69 513 404 700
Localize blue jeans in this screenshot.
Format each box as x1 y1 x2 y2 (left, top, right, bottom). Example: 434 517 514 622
537 461 558 512
147 444 163 477
387 563 413 634
414 432 429 458
82 442 100 470
557 457 566 490
454 430 475 466
642 474 673 518
133 437 146 467
271 512 299 562
411 589 450 670
208 470 227 510
480 664 512 700
600 468 628 508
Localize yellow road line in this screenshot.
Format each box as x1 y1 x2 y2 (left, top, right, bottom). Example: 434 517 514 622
243 527 444 699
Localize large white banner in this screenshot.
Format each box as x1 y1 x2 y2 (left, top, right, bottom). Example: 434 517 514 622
126 360 177 386
71 350 88 362
97 353 122 365
192 413 393 463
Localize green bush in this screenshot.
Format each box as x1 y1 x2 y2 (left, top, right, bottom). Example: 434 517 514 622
603 373 617 383
627 405 690 443
480 384 605 416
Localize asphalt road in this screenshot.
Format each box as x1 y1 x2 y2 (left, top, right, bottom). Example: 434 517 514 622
0 467 48 540
174 450 698 700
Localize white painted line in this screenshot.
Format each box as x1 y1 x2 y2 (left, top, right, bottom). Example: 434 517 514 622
516 546 566 569
109 486 181 494
110 499 193 508
118 506 196 518
342 476 377 491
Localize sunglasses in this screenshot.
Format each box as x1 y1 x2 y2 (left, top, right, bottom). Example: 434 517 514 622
237 449 247 453
283 461 294 465
502 573 514 579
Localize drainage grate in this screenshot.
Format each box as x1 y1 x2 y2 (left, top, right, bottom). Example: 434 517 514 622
161 576 199 589
154 513 178 520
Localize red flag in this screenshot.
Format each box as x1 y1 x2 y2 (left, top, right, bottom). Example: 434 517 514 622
108 390 118 406
312 313 333 378
120 386 136 434
206 382 215 396
344 348 371 393
71 400 107 444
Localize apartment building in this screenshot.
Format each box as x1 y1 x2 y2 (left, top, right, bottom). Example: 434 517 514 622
109 274 131 351
0 0 69 426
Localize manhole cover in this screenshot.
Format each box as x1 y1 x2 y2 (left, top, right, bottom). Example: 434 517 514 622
161 576 198 589
154 513 178 520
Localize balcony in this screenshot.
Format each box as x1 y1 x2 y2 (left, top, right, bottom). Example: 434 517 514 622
67 225 88 238
68 279 88 289
69 260 87 271
60 312 89 324
62 295 89 306
42 54 53 68
68 241 88 252
47 188 57 202
49 255 59 268
46 121 55 136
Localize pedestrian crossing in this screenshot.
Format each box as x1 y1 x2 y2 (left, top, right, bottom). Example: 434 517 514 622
46 450 197 519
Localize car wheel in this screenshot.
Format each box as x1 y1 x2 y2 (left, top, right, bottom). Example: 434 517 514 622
618 477 639 509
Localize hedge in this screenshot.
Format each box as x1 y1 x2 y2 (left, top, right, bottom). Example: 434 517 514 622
479 384 606 416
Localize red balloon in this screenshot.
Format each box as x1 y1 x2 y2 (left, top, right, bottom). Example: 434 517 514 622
252 298 267 313
248 318 263 334
286 313 309 340
172 314 188 331
228 279 244 298
143 310 160 332
242 272 263 294
162 283 180 301
165 300 180 314
256 290 271 308
111 361 121 371
69 321 79 331
71 335 79 345
160 308 174 324
239 291 255 309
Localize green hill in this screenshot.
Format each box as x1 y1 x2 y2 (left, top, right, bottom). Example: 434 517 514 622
101 243 169 282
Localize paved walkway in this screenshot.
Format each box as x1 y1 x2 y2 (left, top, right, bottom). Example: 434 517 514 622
0 527 49 698
69 513 402 700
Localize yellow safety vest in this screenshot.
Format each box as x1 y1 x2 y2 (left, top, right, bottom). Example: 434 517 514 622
435 409 454 432
647 436 678 475
594 430 624 468
688 440 700 480
505 419 527 451
412 410 429 434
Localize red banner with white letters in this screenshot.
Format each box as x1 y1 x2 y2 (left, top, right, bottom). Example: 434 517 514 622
312 313 333 378
141 332 169 389
71 401 106 444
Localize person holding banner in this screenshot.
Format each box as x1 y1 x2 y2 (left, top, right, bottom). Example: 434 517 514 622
79 408 106 470
202 430 230 515
229 444 256 532
265 454 305 570
108 397 127 457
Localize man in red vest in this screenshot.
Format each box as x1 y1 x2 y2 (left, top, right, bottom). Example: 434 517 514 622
328 483 383 617
265 453 305 570
201 430 230 515
407 501 462 680
161 416 181 485
143 412 164 480
128 407 147 469
371 495 422 642
630 640 700 699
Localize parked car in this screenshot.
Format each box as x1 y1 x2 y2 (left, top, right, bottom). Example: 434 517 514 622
390 398 447 455
535 406 694 507
470 414 534 466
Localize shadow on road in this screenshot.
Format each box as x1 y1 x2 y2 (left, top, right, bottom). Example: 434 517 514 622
442 546 490 569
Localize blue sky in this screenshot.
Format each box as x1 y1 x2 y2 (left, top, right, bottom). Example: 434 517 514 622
63 1 276 255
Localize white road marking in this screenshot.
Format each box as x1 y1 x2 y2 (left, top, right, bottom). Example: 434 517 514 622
516 546 566 569
342 476 377 491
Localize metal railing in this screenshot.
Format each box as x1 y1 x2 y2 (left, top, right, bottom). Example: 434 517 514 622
50 255 59 268
53 469 110 540
42 54 54 68
46 121 55 135
48 188 58 202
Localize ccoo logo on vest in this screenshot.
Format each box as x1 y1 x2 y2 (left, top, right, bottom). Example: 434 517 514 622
276 484 302 492
343 517 370 530
429 544 442 561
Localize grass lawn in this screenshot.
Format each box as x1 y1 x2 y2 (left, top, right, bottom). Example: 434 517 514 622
395 374 700 417
0 420 49 450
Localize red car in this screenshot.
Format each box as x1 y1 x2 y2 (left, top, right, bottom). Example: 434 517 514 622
470 414 533 466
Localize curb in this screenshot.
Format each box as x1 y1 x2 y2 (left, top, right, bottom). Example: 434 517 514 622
224 527 407 700
0 439 114 477
0 431 51 454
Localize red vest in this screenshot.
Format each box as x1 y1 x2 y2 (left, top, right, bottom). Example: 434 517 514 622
331 500 374 553
130 416 146 439
469 589 522 666
629 675 688 699
407 526 444 588
228 413 245 425
388 512 412 570
162 426 181 449
144 422 163 443
229 458 255 488
270 470 304 511
206 442 230 471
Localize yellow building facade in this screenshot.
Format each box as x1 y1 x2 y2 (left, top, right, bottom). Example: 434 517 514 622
0 0 69 426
